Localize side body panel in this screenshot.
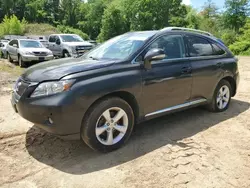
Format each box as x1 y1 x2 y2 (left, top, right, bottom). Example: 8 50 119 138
141 59 192 115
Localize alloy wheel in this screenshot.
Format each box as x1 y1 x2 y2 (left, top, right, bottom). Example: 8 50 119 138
217 85 230 110
95 107 128 146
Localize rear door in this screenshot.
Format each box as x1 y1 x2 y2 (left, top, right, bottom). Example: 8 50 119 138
184 34 226 100
141 34 193 116
53 36 62 56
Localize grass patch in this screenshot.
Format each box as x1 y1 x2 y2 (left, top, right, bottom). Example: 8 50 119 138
25 23 59 36
0 61 24 76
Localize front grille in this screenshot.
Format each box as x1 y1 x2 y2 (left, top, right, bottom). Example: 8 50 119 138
14 79 30 96
33 52 47 56
76 46 93 52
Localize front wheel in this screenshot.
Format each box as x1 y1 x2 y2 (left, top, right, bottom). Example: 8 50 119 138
63 50 70 58
207 80 232 112
7 53 13 63
81 97 134 152
18 55 26 67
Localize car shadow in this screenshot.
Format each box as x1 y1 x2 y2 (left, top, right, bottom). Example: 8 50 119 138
25 99 249 175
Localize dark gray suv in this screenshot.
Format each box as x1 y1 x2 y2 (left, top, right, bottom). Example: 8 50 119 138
11 27 239 152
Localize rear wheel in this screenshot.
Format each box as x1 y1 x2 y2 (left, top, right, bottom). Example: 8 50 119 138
207 80 232 112
7 53 13 63
81 97 134 152
18 55 26 68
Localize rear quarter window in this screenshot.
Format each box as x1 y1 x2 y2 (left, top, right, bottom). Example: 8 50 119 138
211 43 226 55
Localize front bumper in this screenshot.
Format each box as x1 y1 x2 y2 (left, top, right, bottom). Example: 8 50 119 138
11 87 83 139
22 55 54 62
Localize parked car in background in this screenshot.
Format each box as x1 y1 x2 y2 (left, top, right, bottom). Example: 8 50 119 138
0 40 9 58
87 40 98 46
27 35 49 48
6 39 54 67
39 40 49 48
48 34 93 57
11 27 239 152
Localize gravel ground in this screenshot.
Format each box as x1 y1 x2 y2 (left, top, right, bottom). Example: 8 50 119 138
0 57 250 188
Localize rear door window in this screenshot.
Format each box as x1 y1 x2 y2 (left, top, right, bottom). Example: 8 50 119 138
185 35 214 57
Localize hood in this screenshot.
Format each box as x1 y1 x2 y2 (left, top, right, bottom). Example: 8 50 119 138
22 58 115 82
21 48 51 53
63 41 93 47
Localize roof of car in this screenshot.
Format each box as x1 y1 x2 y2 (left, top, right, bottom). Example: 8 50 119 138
50 34 79 36
127 28 214 39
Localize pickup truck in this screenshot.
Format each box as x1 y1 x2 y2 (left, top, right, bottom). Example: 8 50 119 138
48 34 94 58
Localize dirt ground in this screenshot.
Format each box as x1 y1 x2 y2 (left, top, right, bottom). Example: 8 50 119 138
0 57 250 188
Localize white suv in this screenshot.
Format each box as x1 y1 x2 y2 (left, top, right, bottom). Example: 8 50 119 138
6 39 54 67
48 34 93 58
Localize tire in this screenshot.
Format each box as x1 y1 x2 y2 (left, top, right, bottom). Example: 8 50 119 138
18 55 25 68
7 53 13 63
207 79 232 112
63 50 70 58
81 97 135 152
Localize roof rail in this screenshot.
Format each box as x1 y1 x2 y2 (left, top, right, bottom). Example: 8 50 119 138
161 27 213 36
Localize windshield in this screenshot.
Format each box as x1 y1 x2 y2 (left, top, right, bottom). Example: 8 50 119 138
60 35 84 42
20 40 44 48
84 31 156 60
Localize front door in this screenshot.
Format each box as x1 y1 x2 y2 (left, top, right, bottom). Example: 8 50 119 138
141 34 193 116
48 36 56 55
54 36 62 56
9 40 18 60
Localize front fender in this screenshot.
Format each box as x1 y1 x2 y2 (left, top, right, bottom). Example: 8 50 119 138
66 64 143 117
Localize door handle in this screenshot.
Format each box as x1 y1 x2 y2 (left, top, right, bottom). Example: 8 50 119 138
181 67 192 74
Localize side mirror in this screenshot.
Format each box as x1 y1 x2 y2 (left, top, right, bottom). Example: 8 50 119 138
56 39 61 45
13 44 18 48
144 48 166 70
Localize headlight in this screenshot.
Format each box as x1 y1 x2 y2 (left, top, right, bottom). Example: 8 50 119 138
31 80 75 98
24 51 33 55
47 51 53 55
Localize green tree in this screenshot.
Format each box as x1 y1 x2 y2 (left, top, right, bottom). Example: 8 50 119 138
98 4 128 41
57 25 89 40
123 0 187 31
185 6 201 29
79 0 107 39
201 0 218 19
59 0 81 27
223 0 250 32
0 15 26 37
199 0 221 37
229 19 250 54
